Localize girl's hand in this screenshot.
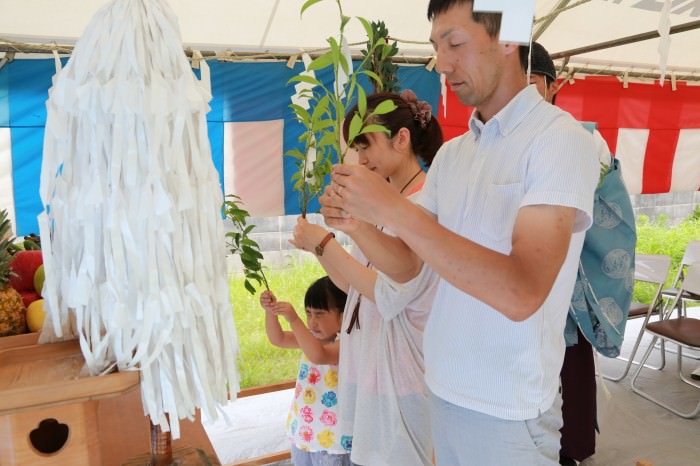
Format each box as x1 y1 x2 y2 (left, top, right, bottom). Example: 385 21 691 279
273 302 299 324
260 290 277 312
289 217 330 253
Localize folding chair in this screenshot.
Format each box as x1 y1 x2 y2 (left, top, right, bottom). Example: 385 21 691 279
660 240 700 317
631 262 700 418
602 254 672 382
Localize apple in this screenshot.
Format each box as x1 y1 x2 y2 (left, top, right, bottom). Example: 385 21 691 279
34 264 45 295
27 299 46 333
19 290 42 308
9 250 43 292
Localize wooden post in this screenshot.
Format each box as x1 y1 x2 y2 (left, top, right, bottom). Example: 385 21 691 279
150 419 173 466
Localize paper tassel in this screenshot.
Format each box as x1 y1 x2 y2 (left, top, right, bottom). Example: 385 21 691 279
290 53 316 110
290 53 318 176
38 0 239 437
440 73 447 119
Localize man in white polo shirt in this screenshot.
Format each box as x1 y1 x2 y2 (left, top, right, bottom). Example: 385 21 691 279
320 1 599 464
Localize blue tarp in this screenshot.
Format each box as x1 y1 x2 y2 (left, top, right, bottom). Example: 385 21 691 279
0 59 440 235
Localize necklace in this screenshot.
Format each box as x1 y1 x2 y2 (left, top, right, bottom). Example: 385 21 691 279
347 167 424 335
345 168 423 335
399 168 424 195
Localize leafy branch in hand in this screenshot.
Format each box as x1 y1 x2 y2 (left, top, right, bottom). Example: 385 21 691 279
286 0 398 216
223 195 269 295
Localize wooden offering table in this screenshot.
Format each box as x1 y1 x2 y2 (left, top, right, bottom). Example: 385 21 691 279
0 334 218 465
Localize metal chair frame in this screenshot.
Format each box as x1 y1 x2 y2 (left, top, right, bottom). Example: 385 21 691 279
603 254 672 382
630 262 700 419
660 240 700 317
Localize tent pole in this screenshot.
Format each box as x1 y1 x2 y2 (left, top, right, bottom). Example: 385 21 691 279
533 0 574 41
259 0 281 48
0 39 434 65
0 52 13 72
551 20 700 60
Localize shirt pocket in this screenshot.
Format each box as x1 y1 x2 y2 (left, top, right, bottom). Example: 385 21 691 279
479 182 524 242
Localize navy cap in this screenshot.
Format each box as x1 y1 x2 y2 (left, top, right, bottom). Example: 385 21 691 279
530 42 557 82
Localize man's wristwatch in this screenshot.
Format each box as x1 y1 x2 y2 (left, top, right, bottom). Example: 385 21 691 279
315 232 335 256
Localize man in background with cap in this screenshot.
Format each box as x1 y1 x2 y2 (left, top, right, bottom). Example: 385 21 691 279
528 41 560 105
528 41 613 466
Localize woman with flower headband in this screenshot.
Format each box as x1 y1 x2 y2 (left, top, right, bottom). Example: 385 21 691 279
290 90 443 466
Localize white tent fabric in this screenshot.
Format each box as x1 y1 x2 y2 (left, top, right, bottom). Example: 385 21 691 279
2 0 700 75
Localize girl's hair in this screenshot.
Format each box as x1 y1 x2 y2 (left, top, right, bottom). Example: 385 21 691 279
304 276 348 313
342 91 444 167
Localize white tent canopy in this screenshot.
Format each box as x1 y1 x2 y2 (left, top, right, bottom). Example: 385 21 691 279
2 0 700 78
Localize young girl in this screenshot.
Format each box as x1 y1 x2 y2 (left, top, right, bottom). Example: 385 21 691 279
290 91 443 466
260 276 353 466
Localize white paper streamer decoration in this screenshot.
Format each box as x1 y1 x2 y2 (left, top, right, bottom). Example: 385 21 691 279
290 53 317 110
38 0 239 437
440 73 447 119
290 53 318 179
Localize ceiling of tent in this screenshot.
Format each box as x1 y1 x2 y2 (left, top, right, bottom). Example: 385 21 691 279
1 0 699 78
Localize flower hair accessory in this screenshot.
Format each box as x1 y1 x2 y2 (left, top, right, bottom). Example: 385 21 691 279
400 89 432 129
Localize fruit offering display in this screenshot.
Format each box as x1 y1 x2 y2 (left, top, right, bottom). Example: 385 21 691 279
26 298 46 333
0 209 28 336
9 250 44 308
0 209 46 336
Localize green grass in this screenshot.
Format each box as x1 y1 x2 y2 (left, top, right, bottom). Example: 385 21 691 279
633 213 700 304
231 211 700 388
231 258 325 388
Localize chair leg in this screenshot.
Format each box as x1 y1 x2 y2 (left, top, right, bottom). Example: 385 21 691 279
631 337 700 419
602 326 663 382
653 300 700 360
677 346 700 390
657 342 700 360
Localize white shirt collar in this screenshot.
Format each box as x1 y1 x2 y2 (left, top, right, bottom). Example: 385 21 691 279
468 85 544 139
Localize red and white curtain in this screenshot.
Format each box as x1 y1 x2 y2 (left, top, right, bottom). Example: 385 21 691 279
437 75 700 195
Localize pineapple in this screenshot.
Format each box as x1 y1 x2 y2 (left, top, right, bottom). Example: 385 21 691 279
0 209 27 336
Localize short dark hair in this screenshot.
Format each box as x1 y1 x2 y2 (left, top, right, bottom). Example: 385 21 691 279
427 0 502 38
525 41 557 83
428 0 525 71
342 92 444 167
522 41 558 103
304 276 347 313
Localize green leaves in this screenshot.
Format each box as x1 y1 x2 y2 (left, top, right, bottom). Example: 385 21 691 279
371 99 397 116
360 124 390 135
286 0 396 216
340 14 351 31
300 0 324 17
347 113 363 143
357 86 367 116
361 20 400 93
344 98 394 145
308 51 334 72
222 195 269 295
287 75 322 88
357 17 373 44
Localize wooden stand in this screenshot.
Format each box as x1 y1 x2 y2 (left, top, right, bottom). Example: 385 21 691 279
0 334 219 465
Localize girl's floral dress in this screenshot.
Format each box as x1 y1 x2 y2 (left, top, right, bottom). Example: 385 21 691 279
287 354 353 454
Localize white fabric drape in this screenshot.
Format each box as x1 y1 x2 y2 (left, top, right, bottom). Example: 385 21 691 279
38 0 239 437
